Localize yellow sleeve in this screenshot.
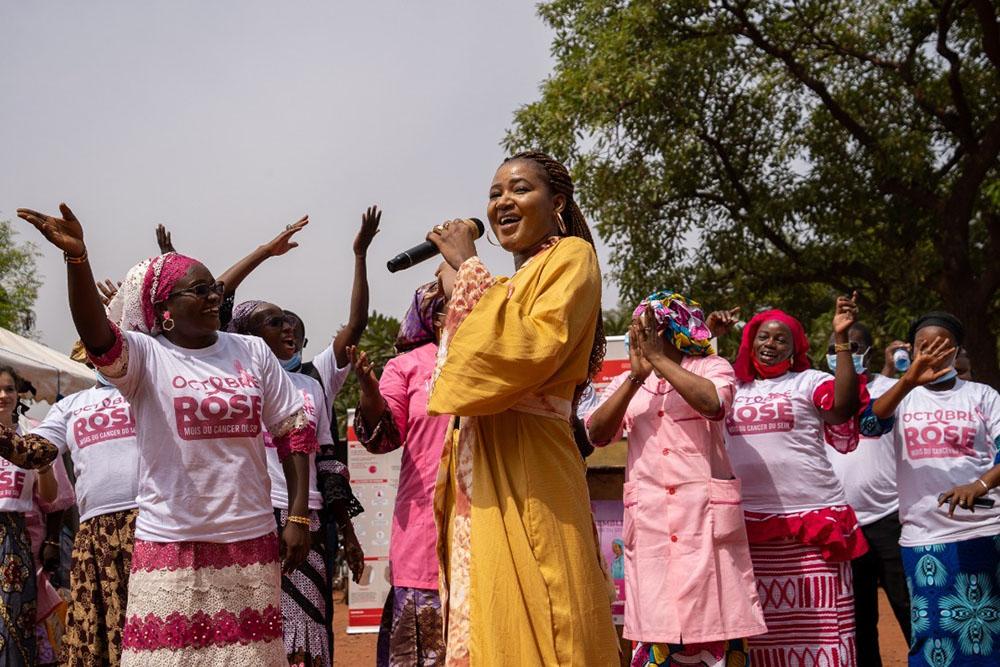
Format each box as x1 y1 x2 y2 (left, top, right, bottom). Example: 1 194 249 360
427 237 601 417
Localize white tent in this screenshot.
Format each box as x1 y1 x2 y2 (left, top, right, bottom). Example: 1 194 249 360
0 327 93 403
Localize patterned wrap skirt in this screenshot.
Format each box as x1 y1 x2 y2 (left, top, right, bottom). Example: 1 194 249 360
747 539 857 667
62 508 137 667
0 512 36 667
631 640 749 667
902 532 1000 666
274 509 330 667
120 531 284 666
376 586 445 667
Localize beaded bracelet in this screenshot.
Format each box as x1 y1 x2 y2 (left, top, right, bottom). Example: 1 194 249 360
286 515 311 527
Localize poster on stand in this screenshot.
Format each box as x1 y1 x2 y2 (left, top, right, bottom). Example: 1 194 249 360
592 499 626 625
346 409 402 633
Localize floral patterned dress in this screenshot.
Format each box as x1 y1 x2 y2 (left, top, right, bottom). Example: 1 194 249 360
0 423 58 666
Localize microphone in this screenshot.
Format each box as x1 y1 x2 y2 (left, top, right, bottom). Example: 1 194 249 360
386 218 485 273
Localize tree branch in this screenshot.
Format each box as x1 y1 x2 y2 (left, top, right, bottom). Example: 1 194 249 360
971 0 1000 71
935 0 978 147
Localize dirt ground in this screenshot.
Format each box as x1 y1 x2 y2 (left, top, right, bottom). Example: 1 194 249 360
332 590 911 665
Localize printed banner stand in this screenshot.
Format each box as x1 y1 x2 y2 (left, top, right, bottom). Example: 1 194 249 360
346 408 402 634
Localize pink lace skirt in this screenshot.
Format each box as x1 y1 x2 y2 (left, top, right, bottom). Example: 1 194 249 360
120 532 285 666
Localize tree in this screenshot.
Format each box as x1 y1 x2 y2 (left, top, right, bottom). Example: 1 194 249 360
0 220 41 335
333 311 401 438
508 0 1000 386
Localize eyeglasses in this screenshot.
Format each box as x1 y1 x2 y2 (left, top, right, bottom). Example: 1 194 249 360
167 281 225 301
827 342 870 356
260 314 292 329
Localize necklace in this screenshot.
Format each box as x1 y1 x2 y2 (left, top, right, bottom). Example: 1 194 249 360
639 379 670 396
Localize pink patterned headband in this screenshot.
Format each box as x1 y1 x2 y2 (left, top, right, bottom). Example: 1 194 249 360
140 253 199 331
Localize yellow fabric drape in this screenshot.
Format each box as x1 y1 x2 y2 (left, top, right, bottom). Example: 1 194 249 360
430 237 620 667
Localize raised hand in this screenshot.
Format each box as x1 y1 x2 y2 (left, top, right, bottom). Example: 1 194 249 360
904 336 957 386
636 309 668 365
96 279 121 307
17 204 86 258
832 291 859 335
627 323 653 381
706 307 741 338
427 219 478 270
262 215 309 257
354 205 382 257
347 346 378 389
155 224 176 254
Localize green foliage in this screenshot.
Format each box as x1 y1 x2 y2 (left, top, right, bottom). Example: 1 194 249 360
0 220 41 335
603 306 632 335
332 312 401 437
508 0 1000 383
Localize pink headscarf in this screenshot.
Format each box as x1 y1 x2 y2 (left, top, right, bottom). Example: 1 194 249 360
107 253 199 334
732 309 812 383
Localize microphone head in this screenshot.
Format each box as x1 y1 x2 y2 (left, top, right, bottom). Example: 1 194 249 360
467 217 485 238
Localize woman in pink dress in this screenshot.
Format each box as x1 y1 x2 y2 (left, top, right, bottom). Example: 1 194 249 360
587 291 766 667
350 264 455 667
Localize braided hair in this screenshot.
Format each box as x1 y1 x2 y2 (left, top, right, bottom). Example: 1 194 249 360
502 151 607 391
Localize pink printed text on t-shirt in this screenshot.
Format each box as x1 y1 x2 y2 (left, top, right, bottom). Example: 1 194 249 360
72 395 136 448
902 409 978 459
171 362 263 441
0 460 26 499
726 391 795 435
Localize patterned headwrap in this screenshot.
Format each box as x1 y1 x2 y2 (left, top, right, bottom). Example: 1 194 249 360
632 290 714 356
226 300 266 335
105 253 199 334
395 280 446 353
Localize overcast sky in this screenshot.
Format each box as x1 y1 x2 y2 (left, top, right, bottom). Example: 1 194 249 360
1 1 620 359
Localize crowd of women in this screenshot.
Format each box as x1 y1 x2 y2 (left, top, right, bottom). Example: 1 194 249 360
0 149 996 667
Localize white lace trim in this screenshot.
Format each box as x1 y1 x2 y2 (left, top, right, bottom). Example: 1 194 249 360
125 561 279 618
121 638 284 666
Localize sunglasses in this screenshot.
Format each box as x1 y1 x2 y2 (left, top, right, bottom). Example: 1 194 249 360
826 342 870 356
167 281 225 301
259 314 292 329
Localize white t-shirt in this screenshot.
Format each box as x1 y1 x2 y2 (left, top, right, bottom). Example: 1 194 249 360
0 424 36 513
31 385 140 522
828 374 898 525
890 380 1000 547
310 343 351 423
725 370 849 513
265 372 332 511
106 331 303 543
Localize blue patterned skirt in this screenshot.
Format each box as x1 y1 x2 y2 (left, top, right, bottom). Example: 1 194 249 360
902 533 1000 666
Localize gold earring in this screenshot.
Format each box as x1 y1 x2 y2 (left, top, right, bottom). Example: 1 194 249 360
556 211 567 236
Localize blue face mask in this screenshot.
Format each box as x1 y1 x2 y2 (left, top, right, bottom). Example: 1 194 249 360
280 352 302 372
94 369 111 387
930 368 958 385
826 353 867 375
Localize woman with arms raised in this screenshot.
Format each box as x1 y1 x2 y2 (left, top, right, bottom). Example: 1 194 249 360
424 152 619 666
17 204 317 666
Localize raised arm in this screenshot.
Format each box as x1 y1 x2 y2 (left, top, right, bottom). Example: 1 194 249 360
637 311 723 417
587 327 650 445
217 215 309 298
820 293 861 424
332 206 382 367
871 336 957 418
18 204 115 355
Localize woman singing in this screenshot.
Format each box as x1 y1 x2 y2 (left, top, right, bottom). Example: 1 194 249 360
424 151 619 666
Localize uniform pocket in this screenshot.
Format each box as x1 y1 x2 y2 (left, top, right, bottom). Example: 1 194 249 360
708 478 746 543
623 481 638 548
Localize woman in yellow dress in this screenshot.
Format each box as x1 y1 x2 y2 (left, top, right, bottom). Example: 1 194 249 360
425 151 620 666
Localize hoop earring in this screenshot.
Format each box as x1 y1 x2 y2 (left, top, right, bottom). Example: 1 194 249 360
556 211 567 236
486 228 501 247
161 311 176 332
